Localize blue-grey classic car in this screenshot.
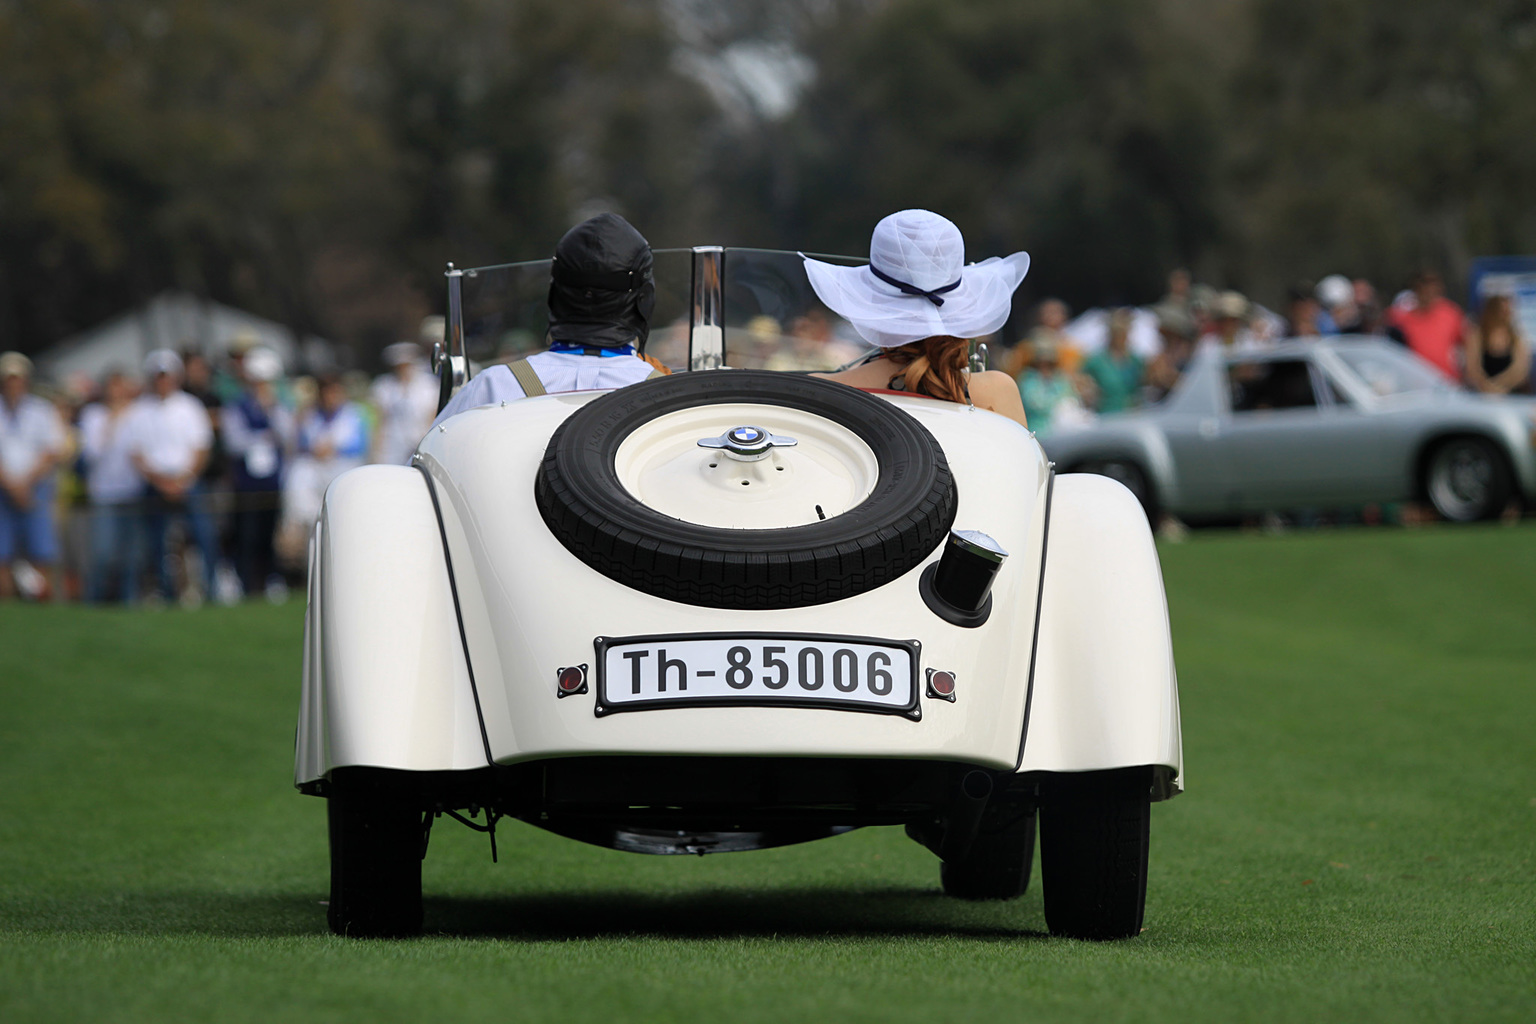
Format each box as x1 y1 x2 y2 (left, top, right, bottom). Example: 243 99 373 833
1039 337 1536 522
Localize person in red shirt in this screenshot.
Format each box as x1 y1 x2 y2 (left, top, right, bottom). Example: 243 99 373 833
1387 270 1466 381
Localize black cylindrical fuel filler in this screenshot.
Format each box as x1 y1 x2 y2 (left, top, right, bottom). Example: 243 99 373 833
919 529 1008 627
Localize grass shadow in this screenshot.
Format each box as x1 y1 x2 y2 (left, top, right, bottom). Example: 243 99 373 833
423 887 1047 941
3 887 1047 942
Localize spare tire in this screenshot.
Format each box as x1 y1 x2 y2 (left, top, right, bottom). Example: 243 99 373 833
535 370 956 609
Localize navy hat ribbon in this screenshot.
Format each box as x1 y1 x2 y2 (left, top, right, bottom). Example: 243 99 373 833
870 265 962 306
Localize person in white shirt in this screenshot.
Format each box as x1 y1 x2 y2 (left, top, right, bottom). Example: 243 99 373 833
124 349 220 604
78 369 144 602
370 340 439 465
0 351 66 600
430 213 667 430
283 373 370 531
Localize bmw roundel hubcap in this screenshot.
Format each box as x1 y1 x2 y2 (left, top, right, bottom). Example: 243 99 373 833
696 424 798 462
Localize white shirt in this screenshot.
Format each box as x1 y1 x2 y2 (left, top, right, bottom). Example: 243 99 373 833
79 403 143 504
370 363 440 465
124 390 213 478
430 351 657 430
0 393 65 481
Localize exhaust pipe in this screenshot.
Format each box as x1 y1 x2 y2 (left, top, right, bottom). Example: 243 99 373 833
937 770 994 863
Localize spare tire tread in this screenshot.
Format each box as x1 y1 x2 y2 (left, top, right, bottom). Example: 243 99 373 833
535 371 956 610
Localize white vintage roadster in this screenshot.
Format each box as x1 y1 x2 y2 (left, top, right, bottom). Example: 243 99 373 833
295 247 1183 939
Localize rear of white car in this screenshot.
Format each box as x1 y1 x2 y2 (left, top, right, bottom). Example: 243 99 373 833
296 250 1182 941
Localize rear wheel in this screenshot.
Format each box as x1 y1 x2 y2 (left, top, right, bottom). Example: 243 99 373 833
1039 769 1150 940
1424 437 1510 522
940 807 1036 900
327 772 423 937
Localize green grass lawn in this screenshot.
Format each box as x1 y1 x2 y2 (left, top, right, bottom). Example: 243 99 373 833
2 524 1534 1022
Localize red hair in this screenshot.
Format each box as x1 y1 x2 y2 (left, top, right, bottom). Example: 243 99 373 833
881 336 970 403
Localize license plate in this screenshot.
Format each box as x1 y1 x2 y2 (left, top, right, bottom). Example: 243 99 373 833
593 632 921 719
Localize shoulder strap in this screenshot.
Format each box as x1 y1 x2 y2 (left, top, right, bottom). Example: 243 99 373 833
507 358 546 397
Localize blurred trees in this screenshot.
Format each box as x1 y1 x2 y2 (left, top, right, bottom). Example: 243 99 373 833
3 0 1535 362
1230 0 1536 302
0 0 396 347
777 0 1224 308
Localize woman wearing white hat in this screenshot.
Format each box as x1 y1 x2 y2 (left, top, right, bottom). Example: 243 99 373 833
802 209 1031 427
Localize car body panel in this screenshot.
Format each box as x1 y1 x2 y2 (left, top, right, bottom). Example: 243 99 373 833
296 388 1182 787
295 466 487 783
416 392 1047 771
1021 474 1181 783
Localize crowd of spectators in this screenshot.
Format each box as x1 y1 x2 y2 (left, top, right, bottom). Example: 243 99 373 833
999 269 1533 435
4 270 1531 602
0 319 442 604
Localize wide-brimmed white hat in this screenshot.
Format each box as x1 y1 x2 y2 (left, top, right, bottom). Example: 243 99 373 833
803 210 1030 348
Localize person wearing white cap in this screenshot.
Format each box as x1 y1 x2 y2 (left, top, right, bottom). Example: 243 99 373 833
370 339 438 465
123 348 220 603
802 209 1030 427
0 351 66 600
222 347 293 598
1316 274 1356 334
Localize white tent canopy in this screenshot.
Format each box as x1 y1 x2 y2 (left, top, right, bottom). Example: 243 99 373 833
35 291 331 384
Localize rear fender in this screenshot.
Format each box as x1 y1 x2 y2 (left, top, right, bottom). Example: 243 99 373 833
294 465 488 786
1017 473 1182 793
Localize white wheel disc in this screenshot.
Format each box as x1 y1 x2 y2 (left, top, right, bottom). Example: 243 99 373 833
613 402 879 529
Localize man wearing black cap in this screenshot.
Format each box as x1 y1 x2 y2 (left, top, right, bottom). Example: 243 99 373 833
430 214 667 428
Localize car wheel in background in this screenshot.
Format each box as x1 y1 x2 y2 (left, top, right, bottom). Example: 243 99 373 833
1424 437 1510 522
327 770 424 938
1038 768 1150 940
940 807 1036 900
536 370 957 609
1072 460 1158 524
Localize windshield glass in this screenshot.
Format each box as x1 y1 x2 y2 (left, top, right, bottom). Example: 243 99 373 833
1333 344 1452 397
458 249 693 369
719 249 871 371
455 247 1032 375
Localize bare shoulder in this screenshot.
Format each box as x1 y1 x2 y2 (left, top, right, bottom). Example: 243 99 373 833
969 370 1029 428
970 369 1018 396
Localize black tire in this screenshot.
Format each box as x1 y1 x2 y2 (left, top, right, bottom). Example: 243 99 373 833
1073 459 1158 524
1039 768 1151 940
327 773 423 938
1423 436 1511 522
536 370 956 609
941 808 1036 900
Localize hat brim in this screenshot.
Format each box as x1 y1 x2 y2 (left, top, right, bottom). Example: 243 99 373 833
803 252 1030 348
